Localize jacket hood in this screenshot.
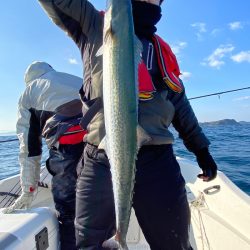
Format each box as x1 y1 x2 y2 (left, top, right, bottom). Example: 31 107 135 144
24 61 55 86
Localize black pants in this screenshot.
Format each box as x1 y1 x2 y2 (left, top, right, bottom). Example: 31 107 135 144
75 143 192 250
46 142 85 250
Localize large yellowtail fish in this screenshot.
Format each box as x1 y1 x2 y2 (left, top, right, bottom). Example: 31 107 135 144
100 0 150 249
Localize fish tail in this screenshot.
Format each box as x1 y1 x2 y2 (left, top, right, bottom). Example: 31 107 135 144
102 233 128 249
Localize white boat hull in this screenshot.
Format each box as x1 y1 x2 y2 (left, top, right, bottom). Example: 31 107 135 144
0 158 249 250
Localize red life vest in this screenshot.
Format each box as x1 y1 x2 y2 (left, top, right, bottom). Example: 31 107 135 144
99 11 182 99
138 35 183 100
58 125 87 145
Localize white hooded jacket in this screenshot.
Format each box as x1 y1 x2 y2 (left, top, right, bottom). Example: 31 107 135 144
17 61 82 192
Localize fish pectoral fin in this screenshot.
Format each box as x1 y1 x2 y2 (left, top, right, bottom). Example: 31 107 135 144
99 136 111 159
137 125 152 149
102 235 119 249
96 45 103 57
98 136 106 151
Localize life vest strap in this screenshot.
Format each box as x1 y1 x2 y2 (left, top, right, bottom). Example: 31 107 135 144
152 35 183 93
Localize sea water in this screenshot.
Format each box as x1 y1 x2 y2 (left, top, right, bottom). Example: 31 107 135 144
0 124 249 195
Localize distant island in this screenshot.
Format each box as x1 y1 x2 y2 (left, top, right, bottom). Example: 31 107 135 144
200 119 250 126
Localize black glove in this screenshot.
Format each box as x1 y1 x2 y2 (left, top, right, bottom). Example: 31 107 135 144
195 148 217 182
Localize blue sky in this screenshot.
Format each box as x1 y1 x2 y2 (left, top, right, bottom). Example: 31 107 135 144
0 0 250 131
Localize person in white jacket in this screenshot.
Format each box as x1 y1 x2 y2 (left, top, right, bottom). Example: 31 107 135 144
2 61 86 250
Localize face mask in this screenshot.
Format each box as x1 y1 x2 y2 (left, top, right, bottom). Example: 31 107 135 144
132 1 162 38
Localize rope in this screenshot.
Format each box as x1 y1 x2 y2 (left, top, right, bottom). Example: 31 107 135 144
190 192 211 250
188 86 250 100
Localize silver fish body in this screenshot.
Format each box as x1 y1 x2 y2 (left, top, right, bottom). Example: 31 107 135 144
102 0 141 248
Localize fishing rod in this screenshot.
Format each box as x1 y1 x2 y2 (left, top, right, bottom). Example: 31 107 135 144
188 86 250 100
0 139 18 143
1 87 249 143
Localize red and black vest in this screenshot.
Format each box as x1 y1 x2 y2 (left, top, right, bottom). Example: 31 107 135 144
100 10 182 100
138 35 183 100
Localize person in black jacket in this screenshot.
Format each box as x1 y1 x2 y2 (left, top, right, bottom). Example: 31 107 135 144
37 1 217 249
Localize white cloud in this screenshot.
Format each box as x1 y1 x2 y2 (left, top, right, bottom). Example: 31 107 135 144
241 104 250 108
68 58 78 65
202 44 235 69
211 28 221 37
171 42 187 55
191 22 207 33
180 71 192 82
231 51 250 63
191 22 207 40
233 96 250 101
229 21 243 30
